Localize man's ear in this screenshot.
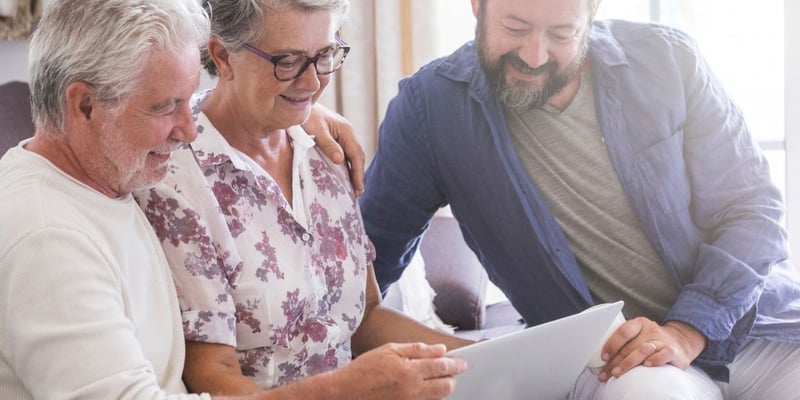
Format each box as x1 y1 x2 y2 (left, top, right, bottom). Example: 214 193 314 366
591 0 601 19
64 81 95 125
471 0 480 18
208 36 234 80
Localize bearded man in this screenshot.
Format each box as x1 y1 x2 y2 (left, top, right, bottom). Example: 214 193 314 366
359 0 800 398
0 1 460 399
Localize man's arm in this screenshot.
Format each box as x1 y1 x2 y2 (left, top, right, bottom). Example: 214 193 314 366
302 103 365 196
666 30 786 362
594 27 786 376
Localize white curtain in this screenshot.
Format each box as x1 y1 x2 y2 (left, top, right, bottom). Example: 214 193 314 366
318 0 476 162
0 0 42 40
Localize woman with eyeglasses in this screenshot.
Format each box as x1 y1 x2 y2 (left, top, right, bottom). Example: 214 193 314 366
135 1 470 399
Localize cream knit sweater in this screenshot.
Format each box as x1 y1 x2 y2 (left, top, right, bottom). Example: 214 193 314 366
0 145 209 399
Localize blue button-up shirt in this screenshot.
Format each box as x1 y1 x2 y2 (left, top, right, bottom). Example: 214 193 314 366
361 20 800 379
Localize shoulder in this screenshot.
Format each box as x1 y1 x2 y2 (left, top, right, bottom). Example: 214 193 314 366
0 148 85 236
307 147 354 198
589 19 704 78
390 42 490 123
401 42 482 91
591 19 700 57
594 19 695 42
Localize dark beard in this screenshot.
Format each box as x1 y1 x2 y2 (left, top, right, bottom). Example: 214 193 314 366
484 54 571 110
476 14 588 111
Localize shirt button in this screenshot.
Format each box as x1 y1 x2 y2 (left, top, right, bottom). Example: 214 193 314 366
301 232 311 242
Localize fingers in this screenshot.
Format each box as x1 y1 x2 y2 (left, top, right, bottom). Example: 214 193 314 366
302 103 366 196
316 132 346 164
601 318 645 361
392 342 448 359
643 340 675 367
597 318 699 382
418 375 459 400
390 342 467 380
411 354 468 379
409 350 467 400
337 132 366 196
302 105 345 163
355 343 467 400
599 340 665 381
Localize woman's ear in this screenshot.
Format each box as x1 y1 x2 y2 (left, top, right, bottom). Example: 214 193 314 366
207 36 234 80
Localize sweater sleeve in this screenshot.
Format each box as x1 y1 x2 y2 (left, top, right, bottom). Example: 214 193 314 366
0 227 209 400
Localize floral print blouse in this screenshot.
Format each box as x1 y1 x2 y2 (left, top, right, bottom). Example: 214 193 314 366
136 90 375 389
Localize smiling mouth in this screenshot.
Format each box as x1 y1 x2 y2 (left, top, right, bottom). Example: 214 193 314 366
149 152 170 162
148 147 176 162
506 65 547 84
280 94 313 104
504 54 555 77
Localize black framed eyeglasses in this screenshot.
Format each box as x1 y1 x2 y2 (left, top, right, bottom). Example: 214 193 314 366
242 37 350 82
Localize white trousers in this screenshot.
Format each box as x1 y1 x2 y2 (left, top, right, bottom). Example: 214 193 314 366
570 339 800 400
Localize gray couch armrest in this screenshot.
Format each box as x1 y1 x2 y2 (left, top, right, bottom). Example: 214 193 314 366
0 81 34 154
420 216 488 331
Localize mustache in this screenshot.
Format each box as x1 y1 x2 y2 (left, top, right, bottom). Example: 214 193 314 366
153 140 186 156
502 53 557 76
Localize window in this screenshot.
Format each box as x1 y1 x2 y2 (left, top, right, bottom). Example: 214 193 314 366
596 0 795 264
596 1 786 200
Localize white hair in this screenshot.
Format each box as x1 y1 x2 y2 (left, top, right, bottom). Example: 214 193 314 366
29 0 210 131
201 0 350 76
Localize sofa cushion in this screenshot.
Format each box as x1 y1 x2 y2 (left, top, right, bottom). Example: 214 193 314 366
420 216 488 331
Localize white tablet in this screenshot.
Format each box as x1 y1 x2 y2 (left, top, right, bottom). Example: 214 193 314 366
446 301 624 400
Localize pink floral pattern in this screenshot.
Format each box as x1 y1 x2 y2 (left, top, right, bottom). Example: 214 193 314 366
136 90 375 389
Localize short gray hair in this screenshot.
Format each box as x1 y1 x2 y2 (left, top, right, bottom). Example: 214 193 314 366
202 0 349 76
29 0 210 131
479 0 601 16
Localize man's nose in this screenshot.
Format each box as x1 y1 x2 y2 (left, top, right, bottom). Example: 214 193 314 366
171 103 197 143
517 32 550 70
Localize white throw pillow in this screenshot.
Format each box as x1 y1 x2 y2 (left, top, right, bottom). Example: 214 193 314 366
383 251 455 334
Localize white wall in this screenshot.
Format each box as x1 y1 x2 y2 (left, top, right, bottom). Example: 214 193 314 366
0 0 52 84
0 40 32 84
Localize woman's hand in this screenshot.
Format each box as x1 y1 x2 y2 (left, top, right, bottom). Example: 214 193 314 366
337 342 468 400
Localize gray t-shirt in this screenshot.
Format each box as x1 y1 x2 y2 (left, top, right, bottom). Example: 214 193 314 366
504 72 678 321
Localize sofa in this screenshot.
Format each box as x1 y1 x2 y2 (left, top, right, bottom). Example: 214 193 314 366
417 215 525 338
0 81 34 153
0 80 524 338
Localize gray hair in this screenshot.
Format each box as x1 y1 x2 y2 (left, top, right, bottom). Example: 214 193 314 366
202 0 349 76
29 0 210 131
479 0 601 16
